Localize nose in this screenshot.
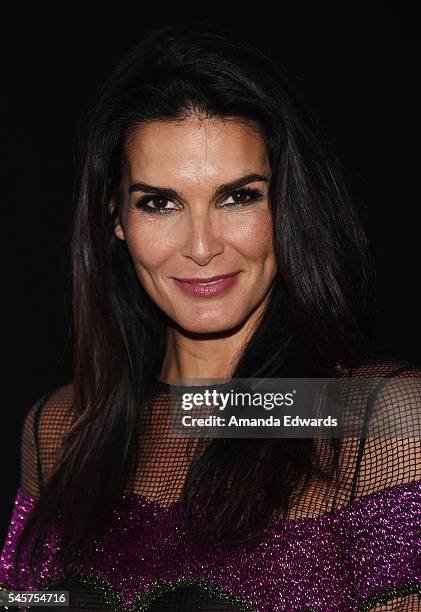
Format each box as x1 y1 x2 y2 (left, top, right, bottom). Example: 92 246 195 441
180 211 225 266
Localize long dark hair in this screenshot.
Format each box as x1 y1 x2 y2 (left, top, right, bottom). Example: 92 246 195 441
13 20 376 579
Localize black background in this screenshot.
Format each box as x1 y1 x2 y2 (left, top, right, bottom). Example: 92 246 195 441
1 3 420 537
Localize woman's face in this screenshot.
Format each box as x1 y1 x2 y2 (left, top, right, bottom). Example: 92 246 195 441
113 115 277 334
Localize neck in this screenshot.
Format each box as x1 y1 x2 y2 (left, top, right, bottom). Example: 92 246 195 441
159 298 267 384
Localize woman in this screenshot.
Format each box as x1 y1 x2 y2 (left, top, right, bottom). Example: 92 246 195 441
0 22 420 611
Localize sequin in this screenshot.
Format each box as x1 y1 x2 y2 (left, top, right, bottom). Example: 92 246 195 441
0 480 420 611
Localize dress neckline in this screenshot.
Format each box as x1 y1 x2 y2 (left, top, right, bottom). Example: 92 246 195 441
18 479 420 527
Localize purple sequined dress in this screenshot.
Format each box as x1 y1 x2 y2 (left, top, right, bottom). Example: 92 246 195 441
1 361 420 611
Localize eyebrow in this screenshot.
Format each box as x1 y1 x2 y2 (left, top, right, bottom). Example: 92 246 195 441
128 173 268 200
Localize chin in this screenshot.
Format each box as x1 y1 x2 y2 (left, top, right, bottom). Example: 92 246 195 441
176 315 242 335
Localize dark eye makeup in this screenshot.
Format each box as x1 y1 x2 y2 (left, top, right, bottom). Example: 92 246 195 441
134 187 264 215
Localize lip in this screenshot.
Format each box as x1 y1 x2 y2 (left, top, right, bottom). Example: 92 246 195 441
173 272 240 283
171 272 241 298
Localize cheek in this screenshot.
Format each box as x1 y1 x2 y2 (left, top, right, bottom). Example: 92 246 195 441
228 210 274 259
124 224 176 268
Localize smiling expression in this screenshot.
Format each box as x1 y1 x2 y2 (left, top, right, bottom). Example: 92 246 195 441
112 114 278 334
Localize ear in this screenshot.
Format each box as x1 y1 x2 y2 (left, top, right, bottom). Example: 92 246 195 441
108 200 126 241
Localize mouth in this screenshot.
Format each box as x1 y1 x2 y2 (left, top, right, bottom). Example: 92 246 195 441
172 272 240 285
170 272 241 297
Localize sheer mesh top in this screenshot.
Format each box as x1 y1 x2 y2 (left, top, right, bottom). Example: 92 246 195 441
1 356 420 611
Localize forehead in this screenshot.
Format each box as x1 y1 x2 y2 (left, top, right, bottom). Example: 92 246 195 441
124 116 269 184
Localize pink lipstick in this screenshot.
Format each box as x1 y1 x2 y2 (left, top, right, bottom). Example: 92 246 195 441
172 272 241 298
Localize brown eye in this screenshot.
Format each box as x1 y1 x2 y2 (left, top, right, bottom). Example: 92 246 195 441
135 197 178 214
221 188 263 208
135 187 263 215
